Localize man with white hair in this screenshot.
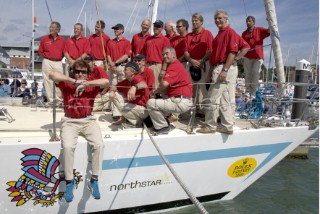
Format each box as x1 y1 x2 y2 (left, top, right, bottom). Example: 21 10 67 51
165 21 179 46
197 9 247 135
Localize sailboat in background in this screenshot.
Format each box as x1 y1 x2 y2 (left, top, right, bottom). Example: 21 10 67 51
0 0 318 213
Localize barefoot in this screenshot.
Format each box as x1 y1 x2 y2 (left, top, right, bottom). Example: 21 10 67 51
111 116 126 125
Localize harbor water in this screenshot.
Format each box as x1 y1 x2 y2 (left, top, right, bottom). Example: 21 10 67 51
160 147 319 214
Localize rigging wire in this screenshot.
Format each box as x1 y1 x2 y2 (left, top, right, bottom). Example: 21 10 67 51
44 0 53 22
242 0 248 18
125 0 139 32
130 0 144 35
70 0 87 37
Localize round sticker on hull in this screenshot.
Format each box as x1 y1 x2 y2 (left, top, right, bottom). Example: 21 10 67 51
227 157 257 178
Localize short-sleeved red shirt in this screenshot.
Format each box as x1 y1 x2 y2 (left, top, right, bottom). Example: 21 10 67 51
116 74 150 106
142 34 171 64
38 34 65 60
131 32 151 57
89 32 110 60
210 26 240 66
106 37 132 62
242 27 270 59
58 82 100 118
141 66 155 91
64 35 91 60
87 65 108 80
185 28 214 60
170 35 186 60
163 60 192 97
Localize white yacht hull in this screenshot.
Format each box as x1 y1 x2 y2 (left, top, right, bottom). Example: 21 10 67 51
0 105 317 213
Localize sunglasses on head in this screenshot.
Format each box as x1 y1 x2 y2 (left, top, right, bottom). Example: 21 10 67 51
154 25 162 28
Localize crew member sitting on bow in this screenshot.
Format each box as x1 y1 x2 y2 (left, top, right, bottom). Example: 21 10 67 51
147 47 193 134
108 61 150 126
49 59 109 202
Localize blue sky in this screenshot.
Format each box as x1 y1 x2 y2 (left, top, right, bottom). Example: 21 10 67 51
0 0 318 66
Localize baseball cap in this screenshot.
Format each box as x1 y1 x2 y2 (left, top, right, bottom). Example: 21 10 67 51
84 54 94 61
153 20 164 28
133 54 145 60
125 61 140 73
112 23 124 30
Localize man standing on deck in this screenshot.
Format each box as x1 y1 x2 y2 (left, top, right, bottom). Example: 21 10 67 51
89 20 110 69
131 19 151 58
165 21 179 47
106 24 132 86
49 59 109 202
38 21 65 104
197 9 243 135
174 19 189 66
242 16 270 98
64 23 91 76
184 13 214 117
141 20 171 88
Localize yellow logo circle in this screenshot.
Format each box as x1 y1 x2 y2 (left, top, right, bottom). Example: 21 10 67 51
227 157 257 178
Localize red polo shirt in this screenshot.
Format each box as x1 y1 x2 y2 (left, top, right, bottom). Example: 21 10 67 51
185 28 214 60
131 32 151 57
170 35 187 60
38 34 65 60
142 34 171 64
164 60 192 97
141 66 155 91
87 65 108 80
116 74 150 106
210 26 240 66
242 27 270 59
58 82 100 118
64 35 91 60
89 32 110 60
106 37 131 62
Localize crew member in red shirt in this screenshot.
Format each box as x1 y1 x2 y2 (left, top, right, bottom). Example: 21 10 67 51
172 19 189 66
49 59 109 202
197 9 243 135
64 23 91 75
242 16 270 97
108 61 149 126
106 23 132 85
141 20 171 88
184 13 214 116
132 54 155 95
38 21 65 104
147 47 193 135
165 21 179 46
131 19 151 58
89 20 110 69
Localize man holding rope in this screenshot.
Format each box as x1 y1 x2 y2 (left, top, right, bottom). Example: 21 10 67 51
242 16 270 98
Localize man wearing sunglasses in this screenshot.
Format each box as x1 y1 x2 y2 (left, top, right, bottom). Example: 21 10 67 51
49 59 109 203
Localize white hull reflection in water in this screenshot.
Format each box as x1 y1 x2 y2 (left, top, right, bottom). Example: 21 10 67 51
0 102 318 213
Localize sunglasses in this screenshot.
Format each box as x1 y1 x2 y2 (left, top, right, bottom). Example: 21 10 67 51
153 25 162 28
21 83 26 85
74 69 88 74
176 25 184 28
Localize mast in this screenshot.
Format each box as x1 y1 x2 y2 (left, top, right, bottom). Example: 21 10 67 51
31 0 35 80
148 0 158 35
264 0 285 90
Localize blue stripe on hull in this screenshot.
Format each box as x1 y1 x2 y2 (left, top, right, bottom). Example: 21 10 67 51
102 142 292 177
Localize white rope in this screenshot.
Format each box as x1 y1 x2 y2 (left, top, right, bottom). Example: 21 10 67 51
143 123 209 214
70 0 87 37
125 0 139 32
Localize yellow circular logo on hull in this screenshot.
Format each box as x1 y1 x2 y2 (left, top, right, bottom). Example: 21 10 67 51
228 157 257 178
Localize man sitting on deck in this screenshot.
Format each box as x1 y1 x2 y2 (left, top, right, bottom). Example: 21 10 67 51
147 47 193 135
108 61 150 127
49 59 109 202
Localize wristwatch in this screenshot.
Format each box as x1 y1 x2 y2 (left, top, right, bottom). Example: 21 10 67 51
222 67 228 72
